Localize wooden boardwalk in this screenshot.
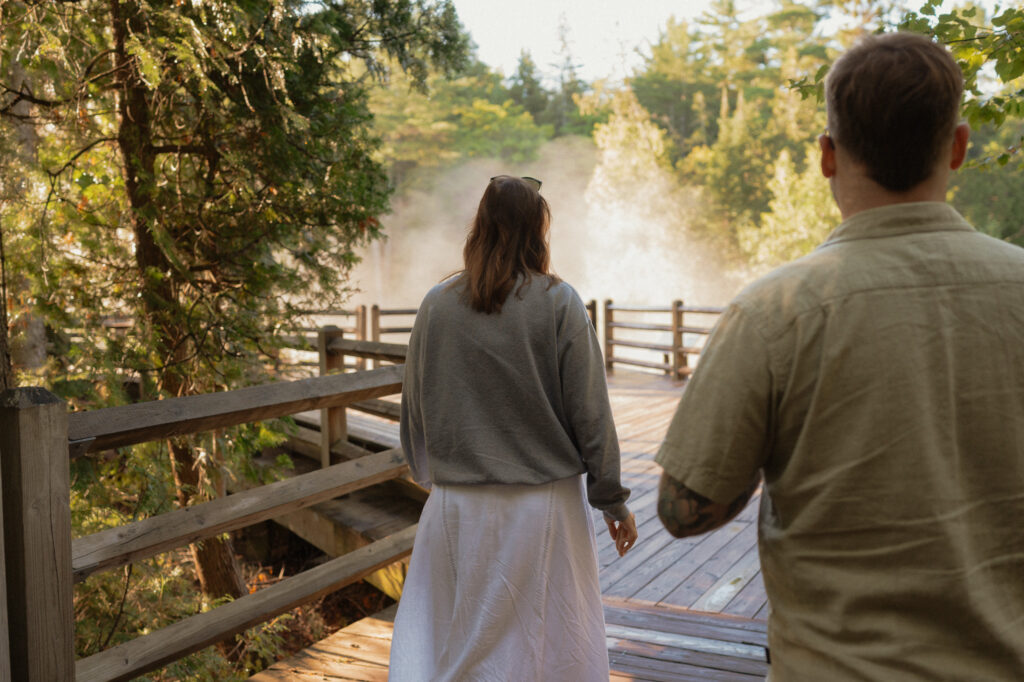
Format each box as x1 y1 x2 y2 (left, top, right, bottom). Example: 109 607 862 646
254 369 769 680
597 371 768 619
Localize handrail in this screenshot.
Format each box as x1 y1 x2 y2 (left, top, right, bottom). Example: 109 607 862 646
326 339 408 363
609 321 673 332
75 525 417 682
606 304 672 313
71 448 407 583
67 365 403 457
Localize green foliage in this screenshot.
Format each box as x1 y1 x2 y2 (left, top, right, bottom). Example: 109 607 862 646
630 17 721 157
371 59 551 189
507 51 552 124
1 0 467 397
630 0 829 249
740 144 841 266
901 2 1024 134
950 120 1024 245
582 87 676 207
681 95 774 227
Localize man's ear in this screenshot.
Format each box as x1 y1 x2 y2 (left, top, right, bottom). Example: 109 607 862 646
819 134 836 178
950 123 970 170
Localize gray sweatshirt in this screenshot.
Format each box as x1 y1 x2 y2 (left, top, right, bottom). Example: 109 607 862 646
400 274 631 521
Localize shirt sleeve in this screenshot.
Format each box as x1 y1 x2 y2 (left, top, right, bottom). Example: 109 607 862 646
559 302 631 522
399 307 432 489
655 304 772 504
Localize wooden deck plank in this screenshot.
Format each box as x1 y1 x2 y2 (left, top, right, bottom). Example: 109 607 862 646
690 545 763 614
608 646 766 681
623 522 747 603
603 599 767 640
722 570 770 620
665 523 760 608
252 598 768 681
600 522 679 592
599 372 767 618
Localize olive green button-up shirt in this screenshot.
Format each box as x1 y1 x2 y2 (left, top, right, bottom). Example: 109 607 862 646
656 202 1024 680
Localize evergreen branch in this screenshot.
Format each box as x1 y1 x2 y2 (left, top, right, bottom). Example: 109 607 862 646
0 83 74 114
151 143 210 155
100 558 133 649
225 8 275 60
46 137 118 178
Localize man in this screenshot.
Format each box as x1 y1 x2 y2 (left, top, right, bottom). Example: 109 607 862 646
655 32 1024 680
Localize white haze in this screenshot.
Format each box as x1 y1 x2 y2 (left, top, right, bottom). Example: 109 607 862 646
346 136 749 312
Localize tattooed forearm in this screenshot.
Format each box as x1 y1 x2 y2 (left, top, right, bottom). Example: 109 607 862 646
657 471 761 538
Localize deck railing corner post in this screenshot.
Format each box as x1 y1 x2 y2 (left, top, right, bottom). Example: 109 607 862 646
370 305 382 369
318 327 348 468
0 387 74 681
671 299 685 380
355 306 368 370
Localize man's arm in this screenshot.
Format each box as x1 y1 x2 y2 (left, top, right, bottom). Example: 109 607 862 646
657 470 761 538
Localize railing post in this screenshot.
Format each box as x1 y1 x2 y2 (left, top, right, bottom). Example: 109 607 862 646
0 423 8 682
0 388 74 681
318 326 347 469
671 299 685 380
370 304 381 369
586 299 597 330
603 299 614 372
355 305 367 370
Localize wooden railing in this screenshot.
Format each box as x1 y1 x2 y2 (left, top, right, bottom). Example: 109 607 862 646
291 300 714 384
603 300 723 380
0 356 412 682
0 298 718 680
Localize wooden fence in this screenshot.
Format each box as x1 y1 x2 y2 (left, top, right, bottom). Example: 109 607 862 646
0 344 411 682
603 300 723 380
302 300 705 379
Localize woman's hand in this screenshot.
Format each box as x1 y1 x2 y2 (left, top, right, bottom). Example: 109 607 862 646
605 512 638 557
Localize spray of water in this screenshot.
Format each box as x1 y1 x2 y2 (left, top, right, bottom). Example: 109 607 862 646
346 135 748 310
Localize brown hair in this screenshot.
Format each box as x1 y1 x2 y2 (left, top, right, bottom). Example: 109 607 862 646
458 175 556 314
825 32 964 192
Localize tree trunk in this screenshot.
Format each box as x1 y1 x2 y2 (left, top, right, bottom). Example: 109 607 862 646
169 436 246 598
110 0 244 603
0 290 11 393
1 222 9 392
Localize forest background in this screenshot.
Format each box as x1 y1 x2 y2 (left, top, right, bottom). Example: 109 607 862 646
0 0 1021 679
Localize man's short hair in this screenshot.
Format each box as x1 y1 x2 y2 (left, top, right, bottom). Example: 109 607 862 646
825 32 964 192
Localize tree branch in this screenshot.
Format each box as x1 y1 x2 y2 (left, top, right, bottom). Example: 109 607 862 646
46 137 118 178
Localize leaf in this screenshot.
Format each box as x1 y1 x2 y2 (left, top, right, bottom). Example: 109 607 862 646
994 56 1024 83
126 35 161 88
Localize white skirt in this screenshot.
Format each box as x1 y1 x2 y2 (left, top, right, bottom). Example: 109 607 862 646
389 475 609 682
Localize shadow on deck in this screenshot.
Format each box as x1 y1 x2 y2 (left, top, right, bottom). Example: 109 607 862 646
255 369 770 680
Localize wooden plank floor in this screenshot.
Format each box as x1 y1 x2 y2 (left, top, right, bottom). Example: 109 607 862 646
253 598 768 681
597 370 769 620
255 369 769 680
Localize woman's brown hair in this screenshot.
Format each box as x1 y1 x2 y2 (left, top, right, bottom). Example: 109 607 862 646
458 175 556 314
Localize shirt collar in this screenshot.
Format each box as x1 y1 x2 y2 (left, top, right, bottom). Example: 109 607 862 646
820 202 974 248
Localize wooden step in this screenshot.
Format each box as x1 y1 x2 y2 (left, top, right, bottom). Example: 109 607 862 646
233 451 423 600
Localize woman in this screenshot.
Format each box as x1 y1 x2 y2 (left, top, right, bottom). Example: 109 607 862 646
389 175 637 681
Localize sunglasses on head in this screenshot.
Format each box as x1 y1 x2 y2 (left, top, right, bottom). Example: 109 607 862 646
490 175 542 191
